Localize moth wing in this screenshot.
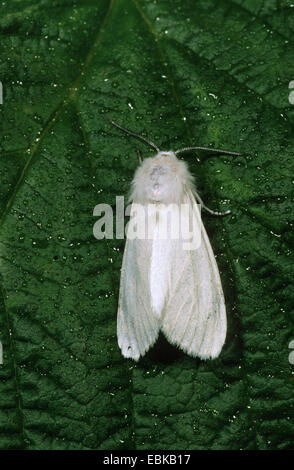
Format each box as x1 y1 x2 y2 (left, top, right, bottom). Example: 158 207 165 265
161 190 227 359
117 234 160 361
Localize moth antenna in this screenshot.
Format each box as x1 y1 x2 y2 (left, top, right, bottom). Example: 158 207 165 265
194 191 231 217
105 116 160 153
175 146 244 157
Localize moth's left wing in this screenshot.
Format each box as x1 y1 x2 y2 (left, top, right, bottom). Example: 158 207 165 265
117 234 160 361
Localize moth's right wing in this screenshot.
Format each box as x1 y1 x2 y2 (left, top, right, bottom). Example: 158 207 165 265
117 236 160 361
161 190 227 359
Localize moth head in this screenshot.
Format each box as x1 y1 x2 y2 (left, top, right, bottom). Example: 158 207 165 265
130 151 194 204
158 151 174 158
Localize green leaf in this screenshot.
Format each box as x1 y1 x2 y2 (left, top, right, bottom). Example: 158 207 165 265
0 0 294 450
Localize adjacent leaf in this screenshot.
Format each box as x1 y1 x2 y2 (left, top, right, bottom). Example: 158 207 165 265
0 0 293 450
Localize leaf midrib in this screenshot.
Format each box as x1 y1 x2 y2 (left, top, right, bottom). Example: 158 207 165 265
131 0 255 449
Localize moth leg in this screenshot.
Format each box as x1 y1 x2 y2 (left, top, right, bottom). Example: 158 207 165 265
136 149 143 163
194 191 231 216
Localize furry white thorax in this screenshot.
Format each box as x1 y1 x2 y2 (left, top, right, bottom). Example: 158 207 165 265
129 151 195 205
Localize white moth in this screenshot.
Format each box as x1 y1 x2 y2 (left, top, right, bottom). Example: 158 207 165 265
106 117 242 361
